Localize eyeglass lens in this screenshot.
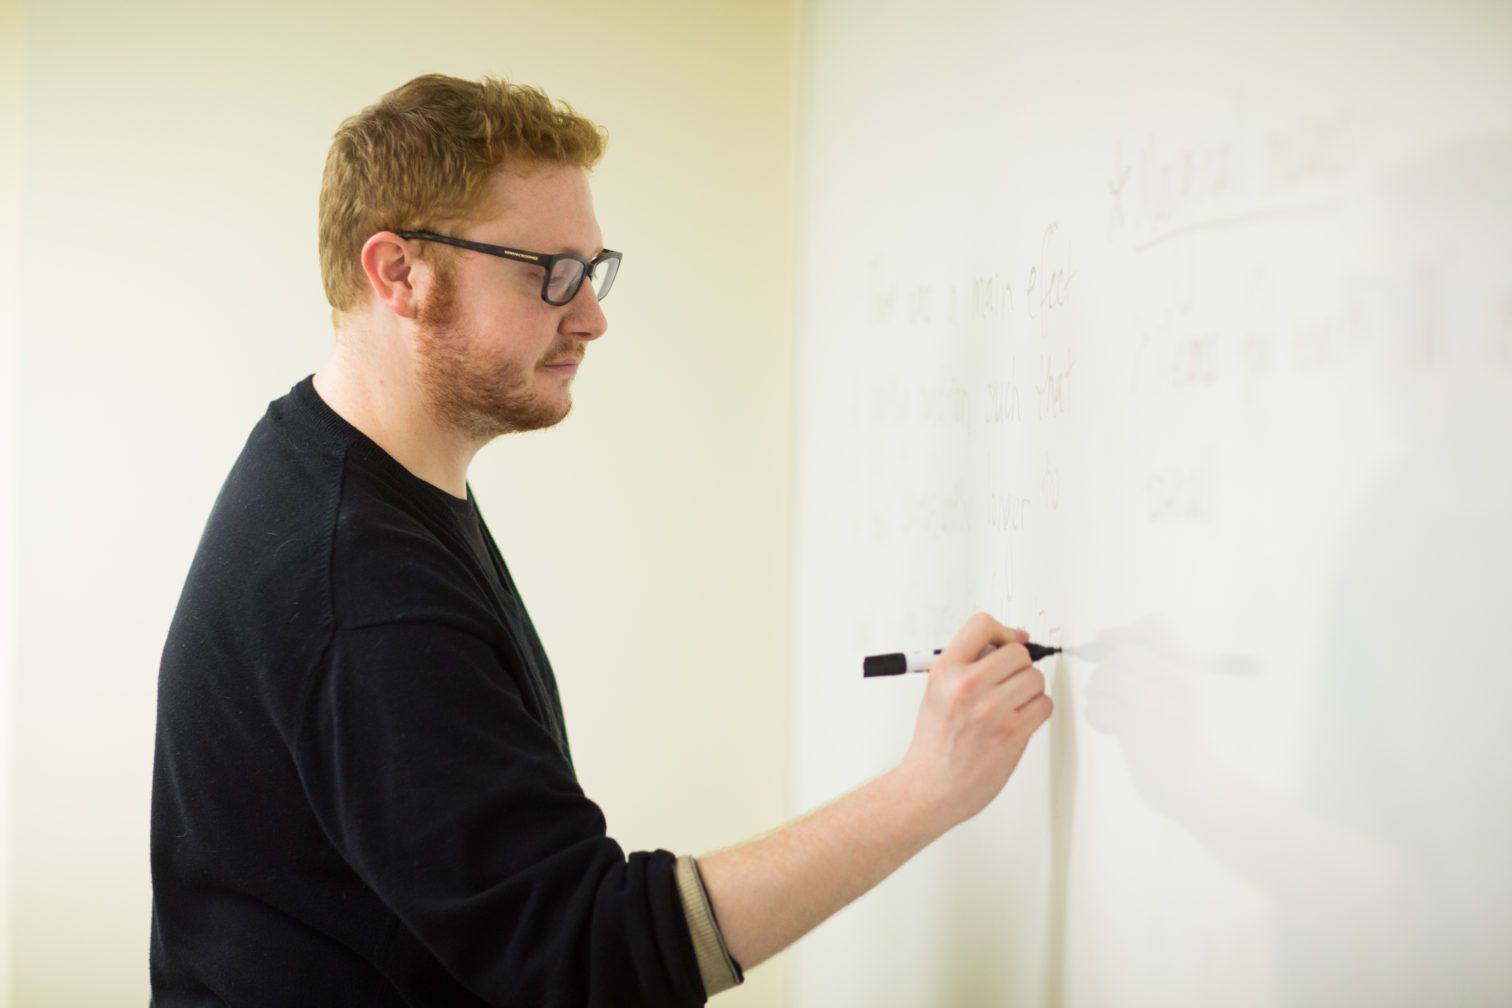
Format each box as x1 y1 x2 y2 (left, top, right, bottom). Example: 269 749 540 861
545 256 619 305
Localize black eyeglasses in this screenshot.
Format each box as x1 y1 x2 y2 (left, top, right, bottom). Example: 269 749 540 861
397 230 622 306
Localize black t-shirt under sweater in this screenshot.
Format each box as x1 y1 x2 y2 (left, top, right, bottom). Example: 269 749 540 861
150 376 706 1007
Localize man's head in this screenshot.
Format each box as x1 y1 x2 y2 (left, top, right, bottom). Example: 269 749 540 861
319 74 612 438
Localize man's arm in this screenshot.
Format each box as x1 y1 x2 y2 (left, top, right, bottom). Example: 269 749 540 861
695 763 944 970
697 614 1053 970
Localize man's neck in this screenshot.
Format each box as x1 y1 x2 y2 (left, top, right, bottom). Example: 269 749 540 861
312 345 479 500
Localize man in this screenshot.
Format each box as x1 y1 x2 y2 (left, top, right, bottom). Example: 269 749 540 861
150 73 1053 1006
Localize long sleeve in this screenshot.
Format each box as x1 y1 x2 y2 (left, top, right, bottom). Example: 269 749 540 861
294 620 707 1006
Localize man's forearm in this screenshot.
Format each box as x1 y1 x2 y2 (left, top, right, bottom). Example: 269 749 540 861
695 766 948 971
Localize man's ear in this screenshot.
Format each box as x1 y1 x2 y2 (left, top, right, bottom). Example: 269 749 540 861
359 232 420 319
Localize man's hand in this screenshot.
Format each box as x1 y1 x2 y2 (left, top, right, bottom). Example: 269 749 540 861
896 612 1055 831
697 612 1053 971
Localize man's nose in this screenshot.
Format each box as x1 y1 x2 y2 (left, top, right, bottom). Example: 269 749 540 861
563 281 608 340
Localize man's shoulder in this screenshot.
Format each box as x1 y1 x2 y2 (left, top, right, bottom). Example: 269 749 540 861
159 389 348 718
185 377 501 642
173 391 348 636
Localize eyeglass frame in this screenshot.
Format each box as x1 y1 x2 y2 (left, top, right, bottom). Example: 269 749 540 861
396 230 622 306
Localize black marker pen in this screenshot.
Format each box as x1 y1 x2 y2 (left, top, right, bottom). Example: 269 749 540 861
863 642 1061 678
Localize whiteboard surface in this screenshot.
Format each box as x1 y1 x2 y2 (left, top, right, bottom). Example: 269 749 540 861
790 2 1512 1004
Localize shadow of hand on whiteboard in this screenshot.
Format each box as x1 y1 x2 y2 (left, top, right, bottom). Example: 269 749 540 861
1079 615 1420 1006
1081 496 1512 1008
1080 616 1224 823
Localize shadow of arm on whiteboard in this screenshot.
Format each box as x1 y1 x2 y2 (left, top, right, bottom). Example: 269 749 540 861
1081 431 1512 1005
1080 616 1405 906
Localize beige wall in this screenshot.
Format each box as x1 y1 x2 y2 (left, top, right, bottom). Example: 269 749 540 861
1 1 21 1002
10 2 797 1004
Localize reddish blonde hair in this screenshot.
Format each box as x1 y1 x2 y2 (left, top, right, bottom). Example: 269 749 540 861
318 74 606 312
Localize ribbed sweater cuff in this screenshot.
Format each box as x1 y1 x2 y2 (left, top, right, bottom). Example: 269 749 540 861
674 854 744 996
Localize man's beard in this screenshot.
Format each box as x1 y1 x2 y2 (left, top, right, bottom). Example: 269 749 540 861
413 259 575 441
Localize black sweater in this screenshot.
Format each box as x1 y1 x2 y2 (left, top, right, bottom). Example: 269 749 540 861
150 376 706 1006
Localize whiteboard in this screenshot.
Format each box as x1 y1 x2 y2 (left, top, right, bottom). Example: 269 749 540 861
789 2 1512 1005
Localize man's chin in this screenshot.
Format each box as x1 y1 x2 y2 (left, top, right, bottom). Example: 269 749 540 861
427 392 571 440
534 398 572 430
503 394 572 436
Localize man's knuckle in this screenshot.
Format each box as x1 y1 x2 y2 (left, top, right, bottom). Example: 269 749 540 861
944 678 973 708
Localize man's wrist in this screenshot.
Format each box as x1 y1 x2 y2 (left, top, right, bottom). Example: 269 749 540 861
879 762 958 846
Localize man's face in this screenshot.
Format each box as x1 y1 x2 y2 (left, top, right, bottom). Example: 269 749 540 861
413 162 608 440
